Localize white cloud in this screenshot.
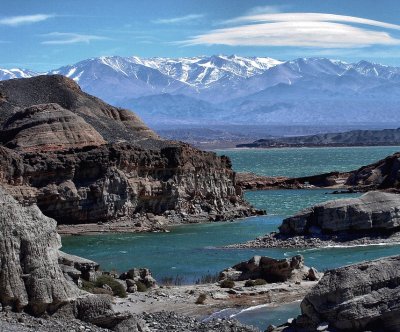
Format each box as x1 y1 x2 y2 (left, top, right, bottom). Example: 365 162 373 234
41 32 108 45
185 13 400 48
0 14 54 26
246 5 288 15
152 14 204 24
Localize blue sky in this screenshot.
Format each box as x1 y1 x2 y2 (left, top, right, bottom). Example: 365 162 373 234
2 0 400 70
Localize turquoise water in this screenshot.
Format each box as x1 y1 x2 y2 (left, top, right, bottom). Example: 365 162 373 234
217 146 400 177
61 146 400 330
62 189 363 282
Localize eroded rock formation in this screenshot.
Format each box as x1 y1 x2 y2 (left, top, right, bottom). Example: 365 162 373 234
291 256 400 332
0 187 79 315
1 103 105 152
0 76 257 230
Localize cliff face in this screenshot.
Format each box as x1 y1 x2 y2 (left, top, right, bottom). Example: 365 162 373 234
0 76 255 228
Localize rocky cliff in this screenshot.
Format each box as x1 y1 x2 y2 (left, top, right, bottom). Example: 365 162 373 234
0 75 256 230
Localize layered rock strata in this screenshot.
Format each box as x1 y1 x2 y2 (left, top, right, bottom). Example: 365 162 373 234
0 76 257 229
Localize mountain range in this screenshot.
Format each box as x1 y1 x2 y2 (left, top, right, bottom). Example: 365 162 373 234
2 55 400 128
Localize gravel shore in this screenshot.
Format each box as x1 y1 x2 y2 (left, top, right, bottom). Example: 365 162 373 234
225 231 400 249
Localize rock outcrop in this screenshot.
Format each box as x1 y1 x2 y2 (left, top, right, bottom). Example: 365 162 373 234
0 187 79 314
0 76 257 230
1 103 106 152
0 75 156 143
229 191 400 249
220 255 320 283
280 191 400 235
236 152 400 192
288 256 400 332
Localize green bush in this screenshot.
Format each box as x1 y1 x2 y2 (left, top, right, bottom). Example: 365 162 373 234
245 279 267 287
220 279 235 288
95 275 127 298
135 280 148 292
195 293 207 304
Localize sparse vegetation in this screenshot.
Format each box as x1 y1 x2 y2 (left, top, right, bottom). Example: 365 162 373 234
220 279 235 288
160 275 184 286
195 293 207 304
135 280 148 292
245 279 267 287
95 275 127 298
195 273 220 285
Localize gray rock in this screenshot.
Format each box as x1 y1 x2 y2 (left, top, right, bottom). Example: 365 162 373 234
220 255 318 283
296 255 400 331
74 295 129 329
280 191 400 235
0 188 79 315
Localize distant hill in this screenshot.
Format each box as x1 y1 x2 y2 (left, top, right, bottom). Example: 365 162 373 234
237 128 400 148
2 56 400 127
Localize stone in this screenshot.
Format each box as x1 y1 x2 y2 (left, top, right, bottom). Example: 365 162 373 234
0 187 79 315
295 255 400 331
307 267 319 281
220 255 316 283
74 295 129 329
58 251 99 282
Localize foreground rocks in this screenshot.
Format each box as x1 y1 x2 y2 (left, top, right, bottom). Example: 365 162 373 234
0 187 79 315
220 255 320 283
273 256 400 332
229 191 400 248
0 75 259 232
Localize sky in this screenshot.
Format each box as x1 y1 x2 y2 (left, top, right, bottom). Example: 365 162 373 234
2 0 400 71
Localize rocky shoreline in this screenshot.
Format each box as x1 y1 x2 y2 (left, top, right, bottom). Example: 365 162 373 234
227 231 400 249
228 191 400 249
237 150 400 192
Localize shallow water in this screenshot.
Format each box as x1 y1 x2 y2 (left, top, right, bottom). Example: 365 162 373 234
204 302 301 331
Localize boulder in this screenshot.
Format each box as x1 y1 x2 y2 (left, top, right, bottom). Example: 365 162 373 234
119 268 157 289
280 191 400 235
0 187 79 315
294 255 400 331
74 294 129 329
58 251 100 281
220 255 319 283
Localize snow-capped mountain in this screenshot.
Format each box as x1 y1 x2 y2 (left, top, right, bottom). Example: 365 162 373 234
132 55 282 87
0 68 38 80
1 56 400 127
